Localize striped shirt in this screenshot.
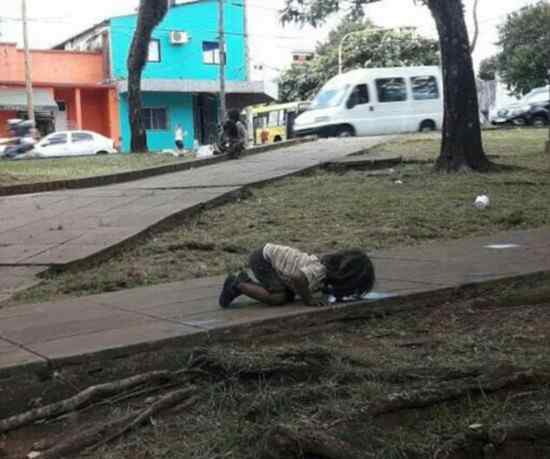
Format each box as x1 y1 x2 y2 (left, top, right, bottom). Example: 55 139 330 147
263 243 326 292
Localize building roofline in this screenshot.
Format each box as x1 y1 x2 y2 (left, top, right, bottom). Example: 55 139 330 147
52 1 214 50
52 19 110 50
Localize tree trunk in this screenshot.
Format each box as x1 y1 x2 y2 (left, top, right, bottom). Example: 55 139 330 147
127 0 168 153
428 0 491 172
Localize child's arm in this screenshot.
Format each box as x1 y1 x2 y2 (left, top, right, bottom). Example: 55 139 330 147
289 272 324 307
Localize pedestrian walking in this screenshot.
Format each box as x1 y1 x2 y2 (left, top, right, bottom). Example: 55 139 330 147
174 123 186 152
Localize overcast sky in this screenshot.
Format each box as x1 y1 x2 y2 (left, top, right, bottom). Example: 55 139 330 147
0 0 543 82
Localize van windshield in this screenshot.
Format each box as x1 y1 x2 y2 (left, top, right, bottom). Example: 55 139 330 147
310 85 350 110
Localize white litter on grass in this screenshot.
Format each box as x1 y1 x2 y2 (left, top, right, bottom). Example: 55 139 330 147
474 194 490 209
27 452 41 459
485 244 521 250
394 180 404 185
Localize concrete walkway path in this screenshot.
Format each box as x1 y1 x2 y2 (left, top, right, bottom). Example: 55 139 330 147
1 227 549 377
0 137 388 300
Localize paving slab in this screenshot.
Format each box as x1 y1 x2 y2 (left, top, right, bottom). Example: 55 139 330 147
0 137 388 271
0 227 549 376
0 337 46 372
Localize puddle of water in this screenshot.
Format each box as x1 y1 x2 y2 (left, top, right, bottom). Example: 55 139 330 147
485 244 520 250
328 291 396 304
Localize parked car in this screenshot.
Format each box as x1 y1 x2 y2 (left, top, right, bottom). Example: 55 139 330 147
293 66 443 138
492 86 550 127
25 130 117 159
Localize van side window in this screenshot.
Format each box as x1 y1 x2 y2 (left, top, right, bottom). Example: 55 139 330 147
411 76 439 100
347 84 370 108
376 78 407 103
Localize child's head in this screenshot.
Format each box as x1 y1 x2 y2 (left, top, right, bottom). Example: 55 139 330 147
320 249 375 300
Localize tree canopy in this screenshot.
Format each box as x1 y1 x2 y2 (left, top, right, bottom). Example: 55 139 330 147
279 18 439 103
478 55 497 81
496 1 550 96
281 0 490 172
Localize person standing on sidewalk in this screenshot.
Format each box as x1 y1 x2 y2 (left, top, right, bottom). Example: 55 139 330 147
174 123 186 152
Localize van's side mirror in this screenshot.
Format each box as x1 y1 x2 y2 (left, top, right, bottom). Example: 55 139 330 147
346 97 357 109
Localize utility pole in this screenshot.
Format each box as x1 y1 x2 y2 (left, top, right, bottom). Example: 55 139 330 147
218 0 227 124
546 69 550 155
21 0 35 125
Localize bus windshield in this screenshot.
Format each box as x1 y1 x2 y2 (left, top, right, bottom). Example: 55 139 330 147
310 84 350 110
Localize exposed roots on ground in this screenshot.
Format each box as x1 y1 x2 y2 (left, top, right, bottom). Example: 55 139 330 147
262 425 365 459
0 371 174 434
34 388 200 459
434 420 550 459
4 344 550 459
368 367 550 417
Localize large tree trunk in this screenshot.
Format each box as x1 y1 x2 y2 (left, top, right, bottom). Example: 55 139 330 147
428 0 491 172
127 0 168 152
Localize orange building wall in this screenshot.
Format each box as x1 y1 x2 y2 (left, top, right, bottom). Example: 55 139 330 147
0 111 17 137
0 43 105 86
81 89 109 137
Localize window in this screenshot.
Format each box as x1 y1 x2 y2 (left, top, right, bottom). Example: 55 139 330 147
347 84 370 108
376 78 407 103
311 84 350 110
268 110 285 127
46 133 68 145
147 39 161 63
72 132 94 143
203 41 220 65
411 76 439 100
142 108 168 130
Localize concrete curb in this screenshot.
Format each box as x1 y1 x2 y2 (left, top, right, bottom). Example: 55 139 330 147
2 269 548 417
0 137 316 197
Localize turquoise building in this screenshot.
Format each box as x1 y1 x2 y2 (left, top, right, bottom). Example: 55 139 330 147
56 0 273 152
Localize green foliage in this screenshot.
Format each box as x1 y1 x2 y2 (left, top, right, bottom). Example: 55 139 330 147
478 55 497 81
497 1 550 95
278 18 439 103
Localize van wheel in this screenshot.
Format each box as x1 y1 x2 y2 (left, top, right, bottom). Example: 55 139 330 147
96 150 109 155
336 125 355 137
273 136 282 142
532 116 548 128
419 120 436 132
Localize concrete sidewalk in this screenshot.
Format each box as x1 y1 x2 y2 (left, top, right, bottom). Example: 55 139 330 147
1 227 549 377
0 137 389 301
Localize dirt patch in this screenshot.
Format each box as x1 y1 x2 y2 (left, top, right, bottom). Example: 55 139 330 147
2 280 550 458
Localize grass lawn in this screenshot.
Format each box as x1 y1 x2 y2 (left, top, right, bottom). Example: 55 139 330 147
0 153 186 187
5 278 550 458
9 128 550 306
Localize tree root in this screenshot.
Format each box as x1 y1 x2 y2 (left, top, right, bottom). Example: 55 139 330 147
434 420 550 459
262 425 366 459
32 387 199 459
0 371 173 434
368 367 550 417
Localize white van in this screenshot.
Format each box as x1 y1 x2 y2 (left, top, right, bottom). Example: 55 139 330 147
293 66 443 138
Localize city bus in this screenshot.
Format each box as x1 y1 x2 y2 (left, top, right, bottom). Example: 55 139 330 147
250 101 310 145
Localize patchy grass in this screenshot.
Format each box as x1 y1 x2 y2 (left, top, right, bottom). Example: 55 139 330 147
9 128 550 306
5 279 550 459
0 153 186 186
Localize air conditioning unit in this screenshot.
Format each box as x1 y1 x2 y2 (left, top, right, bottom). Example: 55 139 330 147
170 31 190 45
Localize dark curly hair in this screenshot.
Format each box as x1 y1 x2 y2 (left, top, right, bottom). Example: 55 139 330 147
320 249 375 300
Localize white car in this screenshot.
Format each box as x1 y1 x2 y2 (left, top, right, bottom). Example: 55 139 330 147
30 131 117 158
